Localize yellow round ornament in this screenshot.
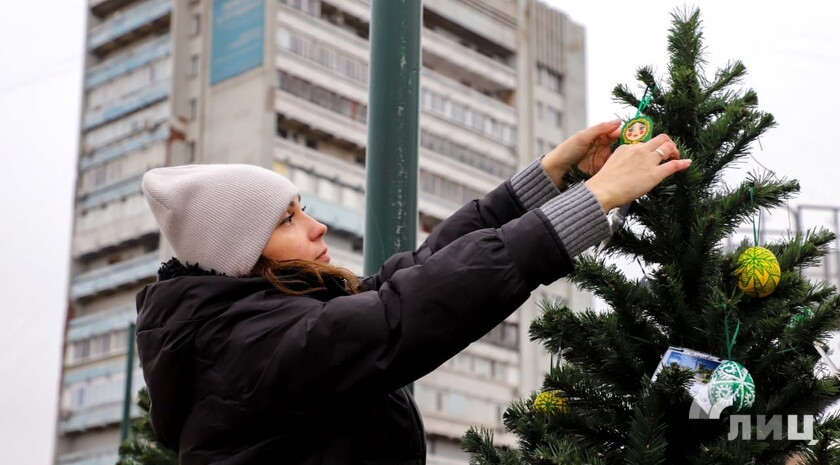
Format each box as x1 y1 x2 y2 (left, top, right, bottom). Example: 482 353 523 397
533 391 566 413
734 246 781 298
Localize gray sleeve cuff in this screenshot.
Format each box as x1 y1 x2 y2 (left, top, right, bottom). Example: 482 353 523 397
539 183 611 257
509 159 560 211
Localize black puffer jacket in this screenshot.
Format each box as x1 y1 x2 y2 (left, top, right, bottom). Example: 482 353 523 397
135 181 576 464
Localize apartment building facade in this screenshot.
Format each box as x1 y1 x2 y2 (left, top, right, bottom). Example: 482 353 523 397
57 0 589 463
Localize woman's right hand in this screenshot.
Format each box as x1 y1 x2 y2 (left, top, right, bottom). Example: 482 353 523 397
584 134 691 213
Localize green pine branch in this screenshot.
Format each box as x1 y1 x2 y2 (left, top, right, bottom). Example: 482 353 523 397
116 387 178 465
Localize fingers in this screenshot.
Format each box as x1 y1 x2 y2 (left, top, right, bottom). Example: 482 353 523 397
656 158 692 178
643 134 673 152
653 141 679 162
584 132 690 211
577 119 622 144
641 134 680 162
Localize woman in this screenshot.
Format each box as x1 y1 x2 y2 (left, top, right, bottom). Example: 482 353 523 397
136 120 689 464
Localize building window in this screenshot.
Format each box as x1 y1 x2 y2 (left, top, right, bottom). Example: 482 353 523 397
481 321 518 349
421 130 515 178
190 54 199 77
419 171 484 206
537 66 564 93
67 329 128 364
276 70 368 124
473 357 492 378
547 106 563 127
83 102 169 152
420 88 516 146
189 98 197 120
492 361 508 382
279 0 320 15
191 13 201 36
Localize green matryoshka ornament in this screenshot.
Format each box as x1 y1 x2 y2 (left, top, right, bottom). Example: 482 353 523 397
619 115 654 145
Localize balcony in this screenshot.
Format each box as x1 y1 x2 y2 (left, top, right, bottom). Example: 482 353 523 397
423 69 515 121
424 0 516 52
85 33 170 89
427 455 468 465
57 447 118 465
78 173 144 210
277 55 367 104
89 0 141 18
88 0 171 56
59 381 143 434
423 28 515 94
279 7 368 50
328 246 363 276
64 360 124 385
83 81 169 130
418 191 460 221
60 359 145 433
275 89 367 149
275 26 369 96
70 251 159 300
275 137 365 189
72 202 159 259
325 0 371 23
81 123 168 170
67 306 135 343
305 195 363 238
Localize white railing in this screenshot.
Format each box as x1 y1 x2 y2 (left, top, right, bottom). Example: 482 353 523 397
88 0 171 51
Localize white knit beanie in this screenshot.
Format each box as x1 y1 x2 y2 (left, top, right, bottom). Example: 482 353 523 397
141 164 300 277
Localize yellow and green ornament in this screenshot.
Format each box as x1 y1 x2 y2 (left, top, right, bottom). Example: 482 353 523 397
734 188 781 298
533 390 566 413
734 246 780 298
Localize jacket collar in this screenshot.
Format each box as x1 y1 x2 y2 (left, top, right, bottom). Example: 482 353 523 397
156 257 351 300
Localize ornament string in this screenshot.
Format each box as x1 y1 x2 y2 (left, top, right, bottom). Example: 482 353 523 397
749 186 760 247
723 304 741 361
635 84 657 117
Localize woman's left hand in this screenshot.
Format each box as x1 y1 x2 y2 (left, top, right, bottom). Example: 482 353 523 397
540 119 622 188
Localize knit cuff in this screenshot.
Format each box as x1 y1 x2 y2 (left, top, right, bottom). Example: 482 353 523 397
539 183 611 257
509 159 560 211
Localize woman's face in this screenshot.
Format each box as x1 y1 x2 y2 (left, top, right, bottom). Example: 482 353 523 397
262 197 330 263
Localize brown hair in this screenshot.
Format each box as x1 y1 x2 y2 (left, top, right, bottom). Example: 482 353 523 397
251 256 361 296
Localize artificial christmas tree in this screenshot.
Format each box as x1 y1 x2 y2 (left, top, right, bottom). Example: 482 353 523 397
116 387 178 465
464 8 840 465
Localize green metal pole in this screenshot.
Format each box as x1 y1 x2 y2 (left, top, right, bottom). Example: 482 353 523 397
119 322 136 443
363 0 422 276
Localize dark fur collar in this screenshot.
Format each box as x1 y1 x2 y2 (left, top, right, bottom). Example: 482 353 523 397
156 257 352 299
158 257 224 281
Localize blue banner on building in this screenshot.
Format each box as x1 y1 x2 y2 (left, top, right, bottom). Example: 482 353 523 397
210 0 265 85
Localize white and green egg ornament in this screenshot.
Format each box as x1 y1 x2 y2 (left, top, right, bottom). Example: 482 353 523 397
708 360 756 412
734 246 781 298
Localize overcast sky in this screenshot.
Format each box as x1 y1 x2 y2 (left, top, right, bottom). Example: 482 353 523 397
1 1 838 463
